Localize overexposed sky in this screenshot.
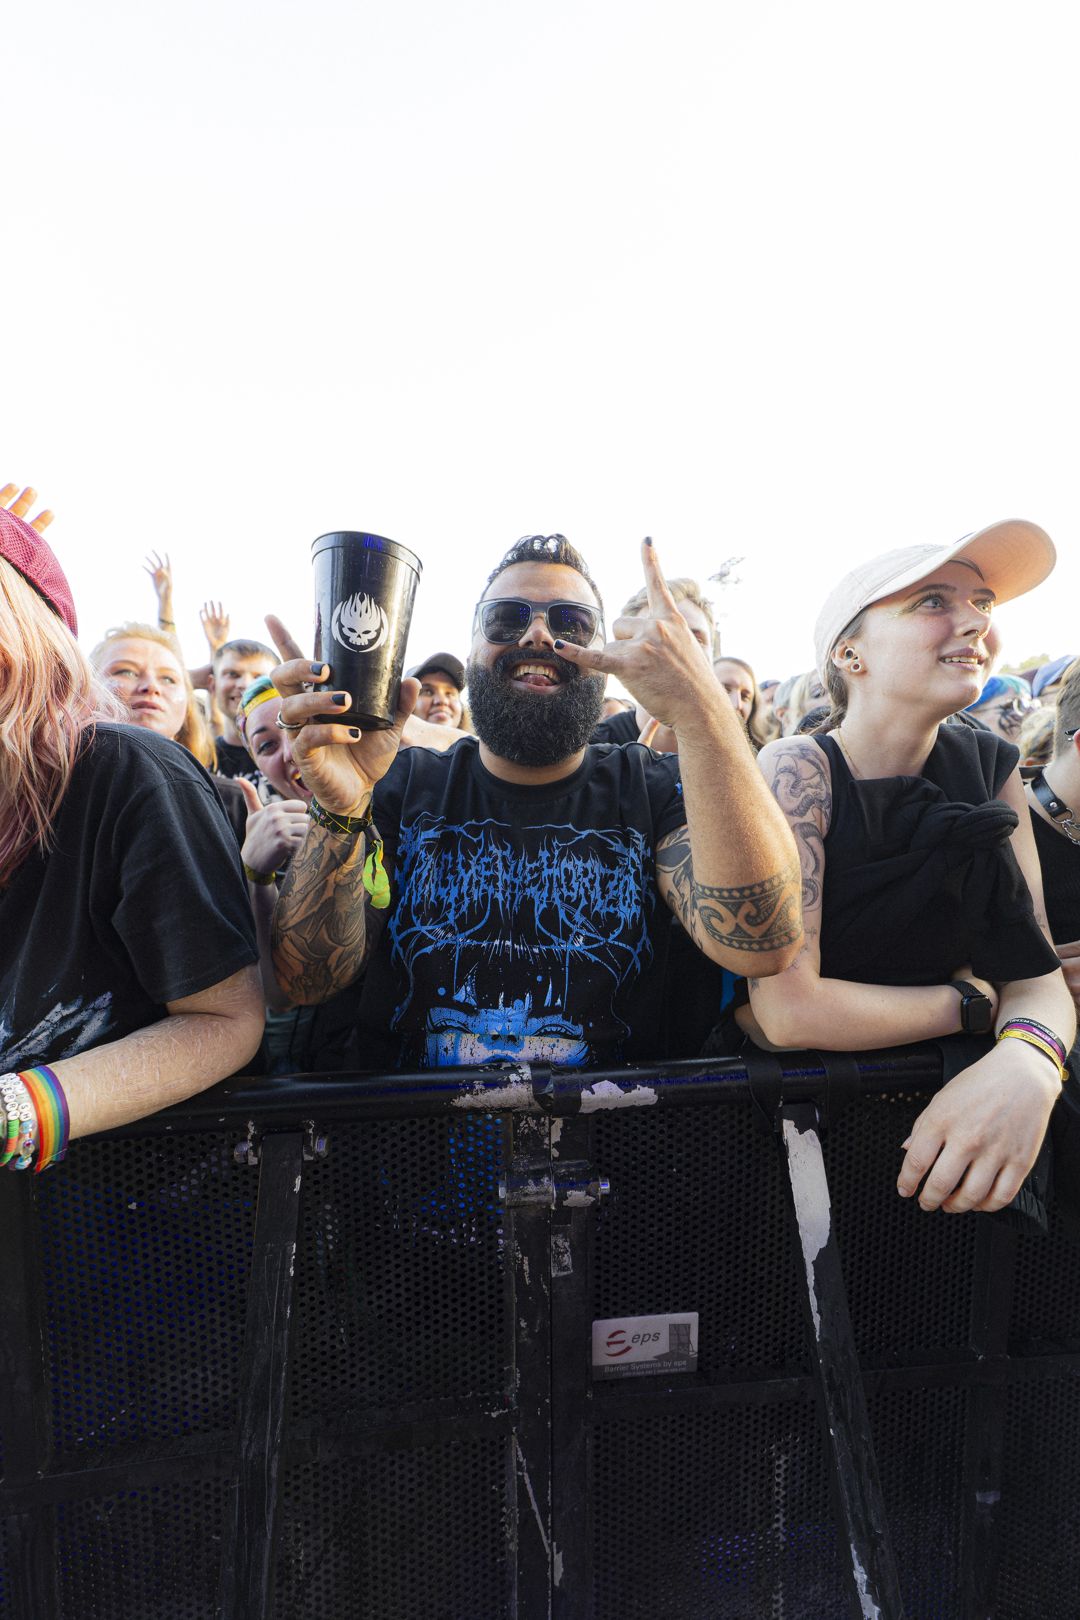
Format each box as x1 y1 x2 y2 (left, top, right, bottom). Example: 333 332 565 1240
5 0 1079 687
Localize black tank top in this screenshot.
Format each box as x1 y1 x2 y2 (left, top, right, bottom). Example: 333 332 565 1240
815 725 1059 987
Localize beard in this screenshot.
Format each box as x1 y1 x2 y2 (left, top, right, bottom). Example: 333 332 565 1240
465 650 607 767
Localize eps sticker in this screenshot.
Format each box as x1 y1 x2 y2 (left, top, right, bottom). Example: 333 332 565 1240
591 1312 698 1379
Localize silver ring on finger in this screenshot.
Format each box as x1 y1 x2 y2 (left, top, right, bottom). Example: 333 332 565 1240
275 713 305 733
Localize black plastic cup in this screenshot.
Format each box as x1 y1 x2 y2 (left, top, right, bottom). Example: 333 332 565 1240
312 532 423 730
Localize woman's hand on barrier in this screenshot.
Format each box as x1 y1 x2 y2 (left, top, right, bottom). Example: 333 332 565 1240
897 1041 1061 1213
271 658 419 817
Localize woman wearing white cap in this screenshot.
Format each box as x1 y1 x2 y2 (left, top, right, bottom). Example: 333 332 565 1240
740 520 1075 1217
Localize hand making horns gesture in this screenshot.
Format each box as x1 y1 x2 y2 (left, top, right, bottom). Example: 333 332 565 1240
554 538 718 730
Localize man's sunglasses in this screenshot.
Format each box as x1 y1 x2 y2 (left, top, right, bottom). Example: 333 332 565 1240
475 598 604 646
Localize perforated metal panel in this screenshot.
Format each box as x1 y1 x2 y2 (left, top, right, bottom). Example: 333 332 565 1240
996 1379 1080 1619
593 1405 847 1619
36 1136 255 1456
867 1385 967 1619
5 1065 1080 1620
55 1480 230 1618
827 1094 979 1357
274 1440 511 1619
289 1116 507 1417
593 1106 809 1376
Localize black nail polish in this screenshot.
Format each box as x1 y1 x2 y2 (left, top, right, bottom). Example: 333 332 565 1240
643 536 653 546
553 640 565 649
331 693 348 707
310 662 327 677
348 727 362 740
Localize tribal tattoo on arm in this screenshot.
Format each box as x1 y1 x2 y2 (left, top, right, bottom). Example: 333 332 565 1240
270 825 389 1004
655 828 802 957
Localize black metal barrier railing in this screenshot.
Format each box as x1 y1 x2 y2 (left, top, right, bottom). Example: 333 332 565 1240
2 1049 1080 1619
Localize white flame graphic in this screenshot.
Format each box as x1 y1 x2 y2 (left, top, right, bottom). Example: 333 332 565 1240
331 591 388 653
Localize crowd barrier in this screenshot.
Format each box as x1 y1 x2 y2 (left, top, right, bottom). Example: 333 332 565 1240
2 1049 1080 1619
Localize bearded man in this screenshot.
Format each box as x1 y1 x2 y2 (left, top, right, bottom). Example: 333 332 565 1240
270 534 801 1070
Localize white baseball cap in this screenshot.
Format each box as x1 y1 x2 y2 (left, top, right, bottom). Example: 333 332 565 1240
813 519 1056 679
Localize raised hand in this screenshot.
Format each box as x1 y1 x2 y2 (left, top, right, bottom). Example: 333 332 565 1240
554 539 718 730
264 614 306 664
1 484 54 533
271 659 420 816
143 551 173 609
200 600 230 652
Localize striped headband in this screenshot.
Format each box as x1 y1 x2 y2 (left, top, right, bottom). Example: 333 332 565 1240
237 676 282 739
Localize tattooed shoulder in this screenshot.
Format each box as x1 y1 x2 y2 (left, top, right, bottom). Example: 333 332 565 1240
756 738 831 911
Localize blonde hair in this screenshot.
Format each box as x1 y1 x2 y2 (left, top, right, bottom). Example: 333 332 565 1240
90 623 217 771
0 559 120 885
620 578 717 652
1019 705 1056 770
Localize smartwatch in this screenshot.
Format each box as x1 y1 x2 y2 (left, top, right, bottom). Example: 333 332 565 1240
951 979 994 1036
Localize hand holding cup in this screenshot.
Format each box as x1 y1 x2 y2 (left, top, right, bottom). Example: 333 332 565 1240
271 660 420 817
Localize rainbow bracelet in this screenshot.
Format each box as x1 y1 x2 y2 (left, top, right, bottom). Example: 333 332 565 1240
18 1065 70 1172
0 1073 36 1169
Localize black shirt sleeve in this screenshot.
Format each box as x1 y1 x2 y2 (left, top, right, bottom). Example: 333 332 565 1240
102 740 259 1004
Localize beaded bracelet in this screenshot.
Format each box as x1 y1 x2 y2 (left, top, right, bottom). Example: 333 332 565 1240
18 1065 71 1172
997 1028 1066 1082
308 796 373 840
999 1018 1067 1068
0 1073 36 1169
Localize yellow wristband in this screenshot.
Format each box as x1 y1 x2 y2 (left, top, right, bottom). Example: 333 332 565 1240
997 1027 1066 1081
242 862 276 886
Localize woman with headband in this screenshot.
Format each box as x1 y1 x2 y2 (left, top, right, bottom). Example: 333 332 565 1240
737 521 1075 1218
0 500 264 1168
236 675 367 1072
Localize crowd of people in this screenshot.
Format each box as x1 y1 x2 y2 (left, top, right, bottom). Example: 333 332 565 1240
2 482 1079 1226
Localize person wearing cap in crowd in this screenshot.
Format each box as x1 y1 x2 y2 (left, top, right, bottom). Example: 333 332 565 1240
0 495 264 1166
1032 654 1077 708
269 533 801 1071
733 520 1075 1220
409 652 469 731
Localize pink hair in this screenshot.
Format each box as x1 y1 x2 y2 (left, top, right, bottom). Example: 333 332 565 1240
0 558 121 885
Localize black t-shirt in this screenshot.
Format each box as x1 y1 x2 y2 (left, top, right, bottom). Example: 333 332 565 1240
357 737 687 1070
0 723 258 1071
590 709 639 746
214 737 261 784
1030 809 1080 946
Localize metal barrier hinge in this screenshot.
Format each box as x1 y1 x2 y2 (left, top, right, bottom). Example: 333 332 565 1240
498 1158 610 1210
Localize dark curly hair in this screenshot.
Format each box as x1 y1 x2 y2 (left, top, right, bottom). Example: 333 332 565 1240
481 534 604 612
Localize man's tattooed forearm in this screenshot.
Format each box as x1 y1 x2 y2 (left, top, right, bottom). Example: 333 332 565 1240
271 828 374 1003
657 831 802 952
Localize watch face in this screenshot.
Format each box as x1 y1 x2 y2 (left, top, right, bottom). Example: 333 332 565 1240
964 994 994 1035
